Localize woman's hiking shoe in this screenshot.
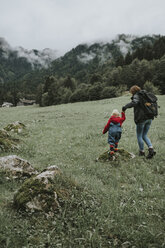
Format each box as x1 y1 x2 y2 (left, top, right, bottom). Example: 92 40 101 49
139 151 145 156
146 148 156 159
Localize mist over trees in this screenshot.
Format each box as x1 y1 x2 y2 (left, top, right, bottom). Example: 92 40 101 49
0 34 165 106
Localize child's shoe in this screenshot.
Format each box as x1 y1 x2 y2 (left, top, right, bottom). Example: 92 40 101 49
146 148 156 159
109 151 115 156
114 148 119 152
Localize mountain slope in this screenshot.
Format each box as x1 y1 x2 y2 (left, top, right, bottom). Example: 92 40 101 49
0 34 164 104
0 37 58 84
49 34 160 82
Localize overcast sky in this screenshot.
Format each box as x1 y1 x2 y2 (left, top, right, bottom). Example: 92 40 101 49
0 0 165 55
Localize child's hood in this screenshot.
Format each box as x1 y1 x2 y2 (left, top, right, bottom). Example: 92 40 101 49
110 116 122 124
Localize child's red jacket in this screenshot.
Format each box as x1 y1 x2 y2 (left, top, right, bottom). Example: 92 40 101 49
103 112 126 134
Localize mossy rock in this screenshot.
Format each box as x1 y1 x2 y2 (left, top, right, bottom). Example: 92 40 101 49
0 129 19 151
13 166 79 213
97 148 135 162
4 121 26 134
0 155 38 178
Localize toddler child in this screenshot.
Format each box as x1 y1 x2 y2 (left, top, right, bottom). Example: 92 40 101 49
103 109 126 155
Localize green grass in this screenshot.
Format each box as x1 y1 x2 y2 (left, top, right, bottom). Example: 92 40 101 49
0 95 165 247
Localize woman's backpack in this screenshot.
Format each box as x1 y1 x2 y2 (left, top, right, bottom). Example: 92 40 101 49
138 90 159 119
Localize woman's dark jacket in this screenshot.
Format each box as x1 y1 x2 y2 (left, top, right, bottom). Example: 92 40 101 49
123 91 153 124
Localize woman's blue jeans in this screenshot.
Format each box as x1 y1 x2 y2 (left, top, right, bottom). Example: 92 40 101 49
136 119 153 151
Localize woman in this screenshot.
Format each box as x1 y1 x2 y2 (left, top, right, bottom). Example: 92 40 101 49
122 85 156 159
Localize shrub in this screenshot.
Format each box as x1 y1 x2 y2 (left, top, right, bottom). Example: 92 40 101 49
143 81 160 94
88 82 103 100
100 86 118 99
70 88 88 102
41 92 49 106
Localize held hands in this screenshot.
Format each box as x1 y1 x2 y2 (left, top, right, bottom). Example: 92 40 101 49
122 106 126 112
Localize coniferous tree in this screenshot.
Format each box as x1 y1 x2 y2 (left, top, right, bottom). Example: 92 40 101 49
36 84 44 106
153 55 165 93
115 55 124 67
152 37 165 59
124 52 133 65
62 76 76 91
88 82 103 100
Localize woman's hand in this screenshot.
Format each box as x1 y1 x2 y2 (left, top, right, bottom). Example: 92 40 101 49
122 106 126 112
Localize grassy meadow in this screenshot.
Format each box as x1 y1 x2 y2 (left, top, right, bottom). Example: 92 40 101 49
0 95 165 248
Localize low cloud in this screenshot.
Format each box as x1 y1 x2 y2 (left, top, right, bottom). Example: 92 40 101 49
0 0 164 54
15 47 59 68
77 52 96 63
0 37 11 58
0 37 59 68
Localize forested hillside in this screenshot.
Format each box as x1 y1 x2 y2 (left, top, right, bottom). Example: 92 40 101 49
0 34 165 106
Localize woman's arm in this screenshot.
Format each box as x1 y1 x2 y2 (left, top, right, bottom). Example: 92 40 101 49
122 93 140 111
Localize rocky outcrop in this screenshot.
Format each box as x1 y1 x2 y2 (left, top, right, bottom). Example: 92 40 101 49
4 121 26 133
0 129 19 151
0 155 78 214
97 148 135 162
13 165 77 213
0 155 38 178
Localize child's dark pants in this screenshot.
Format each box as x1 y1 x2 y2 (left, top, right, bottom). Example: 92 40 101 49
108 132 121 151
